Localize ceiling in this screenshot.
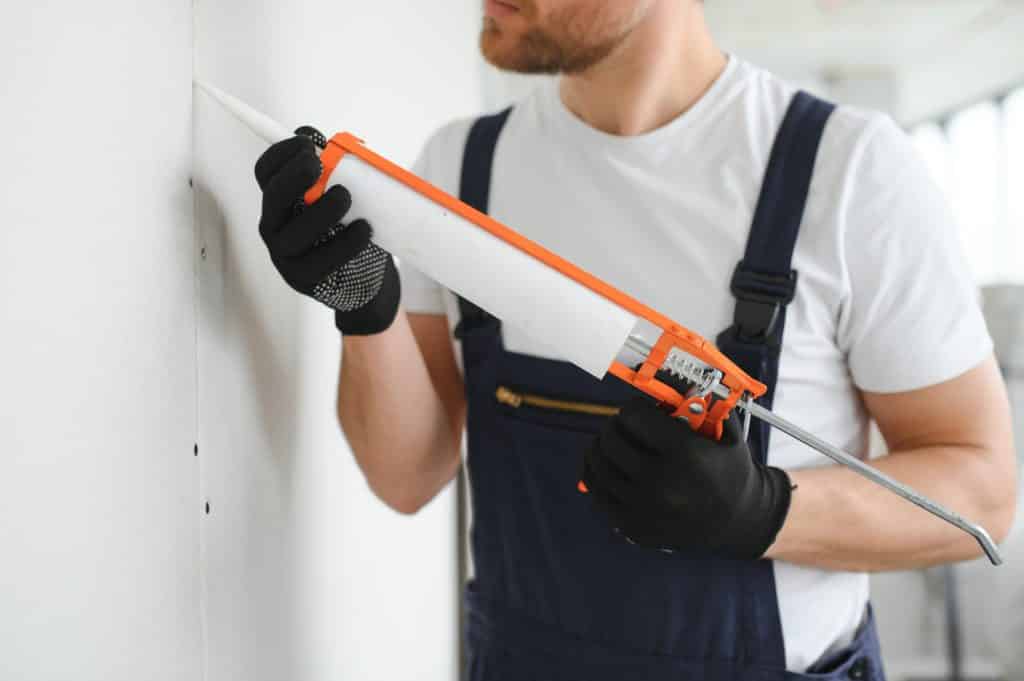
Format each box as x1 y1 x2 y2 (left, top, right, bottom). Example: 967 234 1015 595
706 0 1021 77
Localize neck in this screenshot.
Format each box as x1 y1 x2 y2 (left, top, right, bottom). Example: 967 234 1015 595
558 2 725 136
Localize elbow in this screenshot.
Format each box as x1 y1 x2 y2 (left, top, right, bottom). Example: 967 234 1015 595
352 451 438 515
938 490 1015 566
368 476 435 516
336 404 457 516
987 483 1017 545
973 453 1018 548
388 496 430 516
337 405 422 512
359 446 456 517
940 448 1018 564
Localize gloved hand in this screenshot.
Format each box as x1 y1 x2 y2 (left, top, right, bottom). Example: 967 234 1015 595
254 132 400 335
580 397 793 559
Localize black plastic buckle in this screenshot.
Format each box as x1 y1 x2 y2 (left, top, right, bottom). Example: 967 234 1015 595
729 265 798 342
734 298 781 341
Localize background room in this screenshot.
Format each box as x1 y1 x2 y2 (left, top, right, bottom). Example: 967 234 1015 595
1 1 1022 680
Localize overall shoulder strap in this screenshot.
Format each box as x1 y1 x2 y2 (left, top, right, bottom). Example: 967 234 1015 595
454 107 513 338
716 90 835 461
453 109 512 681
460 108 513 213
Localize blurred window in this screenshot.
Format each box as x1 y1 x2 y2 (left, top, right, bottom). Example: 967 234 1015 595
1007 89 1024 282
912 87 1024 285
948 101 999 284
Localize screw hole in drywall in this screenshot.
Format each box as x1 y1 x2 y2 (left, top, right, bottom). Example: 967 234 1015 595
200 247 207 259
205 501 210 515
193 444 198 456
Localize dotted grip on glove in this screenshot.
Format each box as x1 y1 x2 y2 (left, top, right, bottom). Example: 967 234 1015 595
294 125 392 314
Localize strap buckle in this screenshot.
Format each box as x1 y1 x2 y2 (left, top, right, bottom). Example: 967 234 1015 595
729 265 798 342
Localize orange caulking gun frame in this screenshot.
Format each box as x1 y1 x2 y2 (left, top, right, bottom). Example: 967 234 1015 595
306 131 1002 566
307 132 765 439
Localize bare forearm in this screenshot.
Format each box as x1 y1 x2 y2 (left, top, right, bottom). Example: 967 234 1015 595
766 445 1017 571
338 309 460 513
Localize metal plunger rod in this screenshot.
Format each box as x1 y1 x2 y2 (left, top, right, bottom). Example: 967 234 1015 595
624 335 1003 565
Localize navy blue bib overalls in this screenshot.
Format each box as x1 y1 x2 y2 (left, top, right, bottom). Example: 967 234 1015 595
454 93 886 681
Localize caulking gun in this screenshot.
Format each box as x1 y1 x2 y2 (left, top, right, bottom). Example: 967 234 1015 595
194 80 1002 565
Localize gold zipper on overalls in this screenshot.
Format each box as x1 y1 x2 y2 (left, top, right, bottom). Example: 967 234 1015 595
494 386 621 417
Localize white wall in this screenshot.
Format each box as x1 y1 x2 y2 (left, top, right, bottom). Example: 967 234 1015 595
1 2 485 679
0 2 200 680
192 2 483 679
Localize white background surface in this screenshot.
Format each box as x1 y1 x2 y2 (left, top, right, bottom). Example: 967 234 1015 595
0 2 200 679
1 1 481 679
192 1 481 679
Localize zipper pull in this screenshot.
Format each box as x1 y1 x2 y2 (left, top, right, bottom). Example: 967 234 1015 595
495 386 523 408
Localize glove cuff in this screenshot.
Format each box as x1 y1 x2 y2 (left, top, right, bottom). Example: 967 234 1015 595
334 256 401 335
719 465 793 560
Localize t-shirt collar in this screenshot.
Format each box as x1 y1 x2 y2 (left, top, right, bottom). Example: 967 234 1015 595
541 54 741 157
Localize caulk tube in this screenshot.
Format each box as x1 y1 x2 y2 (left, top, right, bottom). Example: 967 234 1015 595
195 80 293 147
195 80 640 378
329 154 640 377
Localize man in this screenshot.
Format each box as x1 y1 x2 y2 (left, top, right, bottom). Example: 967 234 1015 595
252 0 1017 678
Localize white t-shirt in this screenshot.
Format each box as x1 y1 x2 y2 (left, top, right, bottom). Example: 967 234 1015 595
400 56 992 671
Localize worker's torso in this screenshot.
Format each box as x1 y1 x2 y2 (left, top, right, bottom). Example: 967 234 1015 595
410 57 882 671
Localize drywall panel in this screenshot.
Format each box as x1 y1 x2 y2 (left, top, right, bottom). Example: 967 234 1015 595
0 2 199 680
193 2 483 679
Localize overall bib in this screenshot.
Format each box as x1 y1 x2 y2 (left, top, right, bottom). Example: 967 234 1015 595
454 93 886 681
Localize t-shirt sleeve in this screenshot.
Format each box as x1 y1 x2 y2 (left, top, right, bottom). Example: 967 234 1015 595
395 120 469 316
836 115 993 393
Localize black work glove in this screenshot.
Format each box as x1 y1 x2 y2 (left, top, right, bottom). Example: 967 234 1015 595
254 132 400 335
580 397 793 559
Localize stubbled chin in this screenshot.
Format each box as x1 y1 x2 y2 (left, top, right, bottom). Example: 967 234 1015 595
479 26 513 69
479 22 560 74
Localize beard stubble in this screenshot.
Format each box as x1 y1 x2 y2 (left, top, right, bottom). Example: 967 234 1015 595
479 2 636 75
